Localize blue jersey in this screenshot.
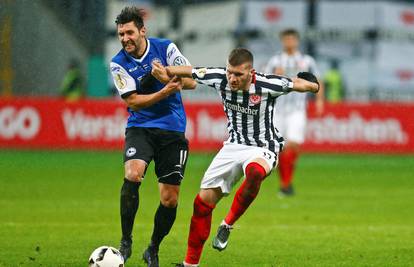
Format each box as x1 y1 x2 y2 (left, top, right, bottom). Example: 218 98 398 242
110 38 190 133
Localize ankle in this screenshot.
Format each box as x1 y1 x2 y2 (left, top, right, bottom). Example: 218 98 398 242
183 261 199 267
148 242 159 253
221 220 233 228
121 236 132 243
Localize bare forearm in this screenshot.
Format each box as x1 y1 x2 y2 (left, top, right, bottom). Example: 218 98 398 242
166 66 193 78
124 90 170 111
164 66 196 89
292 78 319 93
182 77 197 89
155 74 195 89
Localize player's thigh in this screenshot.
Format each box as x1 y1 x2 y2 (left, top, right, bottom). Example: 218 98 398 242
201 144 244 195
123 127 154 181
153 130 189 185
242 146 278 176
285 111 307 144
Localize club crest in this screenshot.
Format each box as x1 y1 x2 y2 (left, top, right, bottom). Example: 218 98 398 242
249 94 261 105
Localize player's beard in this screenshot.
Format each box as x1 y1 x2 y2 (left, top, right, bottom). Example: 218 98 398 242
123 40 140 57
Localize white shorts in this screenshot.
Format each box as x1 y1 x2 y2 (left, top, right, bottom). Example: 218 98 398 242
200 143 278 195
273 109 307 144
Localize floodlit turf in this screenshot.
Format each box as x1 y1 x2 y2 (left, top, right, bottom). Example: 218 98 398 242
0 150 413 267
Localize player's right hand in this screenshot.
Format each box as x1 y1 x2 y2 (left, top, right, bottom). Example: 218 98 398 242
151 61 171 84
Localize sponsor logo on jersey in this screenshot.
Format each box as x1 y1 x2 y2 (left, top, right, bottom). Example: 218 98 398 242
128 66 139 72
224 100 259 116
173 56 187 66
142 63 151 71
249 94 261 105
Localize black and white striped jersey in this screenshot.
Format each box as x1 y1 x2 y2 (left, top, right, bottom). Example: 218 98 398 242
264 51 320 112
191 67 294 153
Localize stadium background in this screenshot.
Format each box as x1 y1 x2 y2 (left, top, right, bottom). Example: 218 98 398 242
0 0 413 266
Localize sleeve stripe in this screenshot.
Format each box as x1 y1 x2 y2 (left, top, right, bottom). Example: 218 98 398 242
264 74 284 80
256 80 285 92
191 67 225 90
203 73 225 80
206 67 226 70
121 90 137 99
257 72 290 81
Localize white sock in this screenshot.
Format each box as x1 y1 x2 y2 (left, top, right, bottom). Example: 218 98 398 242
221 220 232 228
183 261 199 267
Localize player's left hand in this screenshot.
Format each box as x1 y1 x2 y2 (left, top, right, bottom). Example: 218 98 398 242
297 72 319 87
163 76 183 95
152 61 171 84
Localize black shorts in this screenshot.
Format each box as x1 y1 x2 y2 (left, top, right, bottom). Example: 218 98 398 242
124 127 189 185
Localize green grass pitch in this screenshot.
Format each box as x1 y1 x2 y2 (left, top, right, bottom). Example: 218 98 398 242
0 150 413 266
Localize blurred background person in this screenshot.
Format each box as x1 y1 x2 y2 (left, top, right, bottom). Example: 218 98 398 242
324 58 344 103
265 28 325 197
60 59 84 101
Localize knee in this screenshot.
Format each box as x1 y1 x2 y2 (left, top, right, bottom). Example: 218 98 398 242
245 163 266 182
125 168 144 182
244 163 267 196
193 194 215 217
161 195 178 208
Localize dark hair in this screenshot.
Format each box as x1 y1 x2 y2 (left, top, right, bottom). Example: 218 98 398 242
279 28 300 39
228 48 254 66
115 7 145 29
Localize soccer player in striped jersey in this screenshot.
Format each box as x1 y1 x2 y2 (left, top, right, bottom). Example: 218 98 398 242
152 48 319 267
265 28 325 196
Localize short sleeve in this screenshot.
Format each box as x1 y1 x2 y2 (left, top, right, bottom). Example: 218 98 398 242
110 62 137 98
166 43 191 66
191 67 226 89
255 73 293 97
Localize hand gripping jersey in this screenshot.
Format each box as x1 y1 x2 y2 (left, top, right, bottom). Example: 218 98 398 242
191 67 294 153
110 38 190 132
265 51 320 112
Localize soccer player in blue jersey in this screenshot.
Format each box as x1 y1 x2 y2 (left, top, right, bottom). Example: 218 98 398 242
109 7 196 267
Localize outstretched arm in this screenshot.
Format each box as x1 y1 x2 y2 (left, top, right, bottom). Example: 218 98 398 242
166 65 193 78
292 72 320 93
151 62 196 89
